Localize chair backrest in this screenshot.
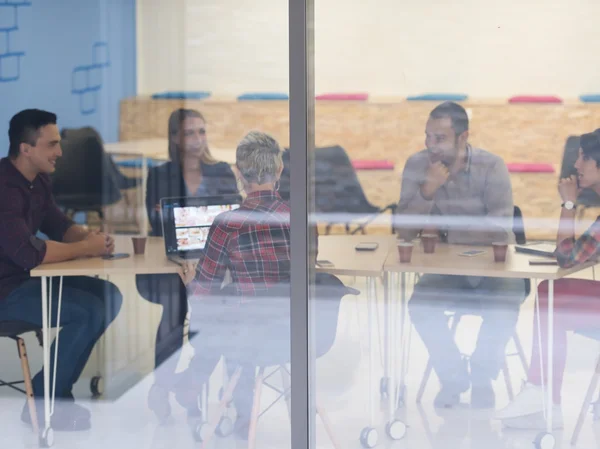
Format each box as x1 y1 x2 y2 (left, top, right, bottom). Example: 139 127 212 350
313 145 378 215
52 130 122 208
560 135 600 207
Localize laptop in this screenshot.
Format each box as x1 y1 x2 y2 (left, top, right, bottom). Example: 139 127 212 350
514 241 556 258
160 195 242 265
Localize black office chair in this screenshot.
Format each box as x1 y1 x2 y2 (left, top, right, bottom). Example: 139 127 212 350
278 146 397 234
52 128 138 221
60 127 140 191
560 135 600 213
191 279 376 449
0 321 43 434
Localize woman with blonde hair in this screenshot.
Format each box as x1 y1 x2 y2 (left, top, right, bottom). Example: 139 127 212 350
137 108 237 421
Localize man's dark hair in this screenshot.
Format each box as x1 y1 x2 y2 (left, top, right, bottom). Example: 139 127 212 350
580 128 600 167
8 109 57 159
429 101 469 136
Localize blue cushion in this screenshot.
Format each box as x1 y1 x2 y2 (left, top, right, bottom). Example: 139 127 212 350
237 92 289 101
151 91 211 100
407 93 468 101
114 158 165 168
575 328 600 340
580 94 600 103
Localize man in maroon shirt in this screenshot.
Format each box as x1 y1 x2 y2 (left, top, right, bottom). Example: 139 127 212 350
0 109 123 431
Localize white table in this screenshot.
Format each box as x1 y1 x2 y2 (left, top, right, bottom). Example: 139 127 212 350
29 237 179 447
383 242 597 449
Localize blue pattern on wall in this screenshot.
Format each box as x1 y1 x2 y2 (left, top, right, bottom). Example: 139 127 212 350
0 0 32 82
71 42 110 115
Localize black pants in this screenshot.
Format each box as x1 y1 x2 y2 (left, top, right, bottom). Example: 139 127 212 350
136 273 188 386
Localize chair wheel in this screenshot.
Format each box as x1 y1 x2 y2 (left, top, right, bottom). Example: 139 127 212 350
386 420 407 440
360 427 378 448
90 376 103 397
39 428 54 448
215 416 234 437
534 432 556 449
193 422 211 442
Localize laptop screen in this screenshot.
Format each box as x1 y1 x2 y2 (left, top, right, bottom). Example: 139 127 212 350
161 195 242 255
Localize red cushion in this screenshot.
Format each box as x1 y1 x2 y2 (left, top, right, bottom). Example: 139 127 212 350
352 160 395 170
508 95 563 104
506 163 555 173
316 93 369 101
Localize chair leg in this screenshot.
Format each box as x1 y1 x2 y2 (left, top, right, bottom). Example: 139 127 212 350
280 365 291 421
502 361 514 401
248 368 265 449
317 406 342 449
512 332 529 374
571 355 600 446
199 367 242 449
16 337 39 434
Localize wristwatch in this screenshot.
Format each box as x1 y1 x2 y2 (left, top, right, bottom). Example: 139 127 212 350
562 200 575 210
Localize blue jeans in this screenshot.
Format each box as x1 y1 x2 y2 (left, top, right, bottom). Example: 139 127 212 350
0 276 123 398
408 275 526 386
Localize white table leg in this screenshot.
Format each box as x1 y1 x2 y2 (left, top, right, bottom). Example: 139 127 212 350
396 272 407 409
41 276 51 435
40 276 64 446
382 272 391 401
546 279 554 433
367 277 375 426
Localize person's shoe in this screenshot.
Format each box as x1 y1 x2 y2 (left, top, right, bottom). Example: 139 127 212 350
148 384 171 423
501 405 564 430
434 362 470 409
21 400 91 431
495 382 545 419
471 381 495 409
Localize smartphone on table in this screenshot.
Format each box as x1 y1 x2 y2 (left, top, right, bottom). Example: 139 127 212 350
458 250 486 257
355 242 379 251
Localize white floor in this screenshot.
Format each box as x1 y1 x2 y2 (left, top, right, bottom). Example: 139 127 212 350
2 270 600 449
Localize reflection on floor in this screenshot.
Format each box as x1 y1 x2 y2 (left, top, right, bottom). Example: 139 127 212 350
2 269 600 449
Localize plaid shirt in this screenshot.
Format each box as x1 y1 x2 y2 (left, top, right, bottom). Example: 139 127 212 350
0 158 74 300
192 190 291 299
555 216 600 268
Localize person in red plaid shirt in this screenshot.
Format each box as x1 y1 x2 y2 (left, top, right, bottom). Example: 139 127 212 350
177 130 291 438
497 129 600 429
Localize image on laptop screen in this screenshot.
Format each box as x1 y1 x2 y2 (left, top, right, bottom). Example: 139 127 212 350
173 204 239 251
161 195 243 256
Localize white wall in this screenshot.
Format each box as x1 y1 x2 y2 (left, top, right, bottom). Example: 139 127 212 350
137 0 600 97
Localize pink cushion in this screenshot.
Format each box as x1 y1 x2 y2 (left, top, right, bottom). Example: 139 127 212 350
352 160 395 170
316 93 369 101
508 95 563 104
506 163 555 173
